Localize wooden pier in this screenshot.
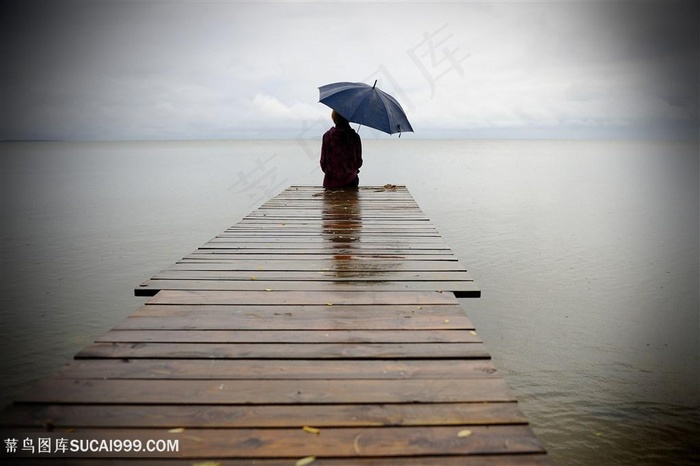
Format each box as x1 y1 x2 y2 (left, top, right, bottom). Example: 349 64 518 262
1 186 549 464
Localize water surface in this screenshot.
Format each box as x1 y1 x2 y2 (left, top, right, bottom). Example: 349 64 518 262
1 139 698 464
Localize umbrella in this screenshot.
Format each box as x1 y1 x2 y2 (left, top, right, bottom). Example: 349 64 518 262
318 80 413 136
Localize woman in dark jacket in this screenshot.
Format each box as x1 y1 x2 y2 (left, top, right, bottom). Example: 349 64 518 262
320 111 362 188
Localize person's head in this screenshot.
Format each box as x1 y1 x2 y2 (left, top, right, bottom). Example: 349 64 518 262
331 110 350 128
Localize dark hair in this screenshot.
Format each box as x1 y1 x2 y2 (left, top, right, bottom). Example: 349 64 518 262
332 110 350 128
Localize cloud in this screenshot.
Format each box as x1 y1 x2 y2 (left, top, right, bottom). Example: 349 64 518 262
1 0 697 140
250 93 323 121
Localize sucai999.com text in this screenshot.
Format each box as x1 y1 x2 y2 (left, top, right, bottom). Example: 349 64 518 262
3 435 179 457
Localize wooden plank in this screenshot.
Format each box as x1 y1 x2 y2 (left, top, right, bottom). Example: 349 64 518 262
226 228 439 235
144 290 459 305
286 184 409 190
218 233 443 239
259 205 422 209
280 187 413 196
276 189 412 196
116 309 473 331
241 218 430 223
136 280 481 296
75 342 491 360
2 401 525 428
202 242 450 250
0 425 544 458
260 198 418 203
150 270 475 282
212 235 446 243
3 455 552 465
52 358 496 380
115 315 471 331
198 245 451 253
257 213 425 217
161 425 544 457
231 226 435 233
232 218 432 224
247 207 427 213
181 253 460 262
222 229 442 235
97 329 478 343
254 199 415 205
232 216 430 222
169 260 468 271
3 425 544 458
202 244 447 251
193 250 456 258
265 200 419 205
134 302 465 315
237 224 425 228
259 205 426 211
278 187 411 196
244 214 429 220
262 197 418 203
242 207 422 212
267 199 419 204
15 378 515 404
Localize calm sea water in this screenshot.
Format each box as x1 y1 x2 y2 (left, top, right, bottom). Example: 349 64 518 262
1 139 698 464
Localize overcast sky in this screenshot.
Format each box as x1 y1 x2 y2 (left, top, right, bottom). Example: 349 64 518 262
1 0 698 140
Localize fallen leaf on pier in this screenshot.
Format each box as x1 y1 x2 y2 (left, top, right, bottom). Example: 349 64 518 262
250 276 257 280
302 425 321 435
458 429 473 438
169 427 202 441
325 302 333 306
264 288 273 292
353 434 363 454
296 456 316 466
192 462 221 466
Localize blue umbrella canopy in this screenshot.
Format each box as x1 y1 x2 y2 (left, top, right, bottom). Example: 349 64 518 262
318 81 414 136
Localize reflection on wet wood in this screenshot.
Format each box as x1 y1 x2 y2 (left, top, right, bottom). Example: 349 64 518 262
138 186 479 297
0 186 549 463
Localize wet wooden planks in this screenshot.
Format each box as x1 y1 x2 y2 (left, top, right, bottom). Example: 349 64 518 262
136 185 480 298
1 186 549 464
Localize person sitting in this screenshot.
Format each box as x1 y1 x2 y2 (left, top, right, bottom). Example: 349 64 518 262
320 110 362 189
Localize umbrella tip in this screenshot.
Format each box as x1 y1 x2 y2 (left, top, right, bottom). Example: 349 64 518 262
372 79 377 89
